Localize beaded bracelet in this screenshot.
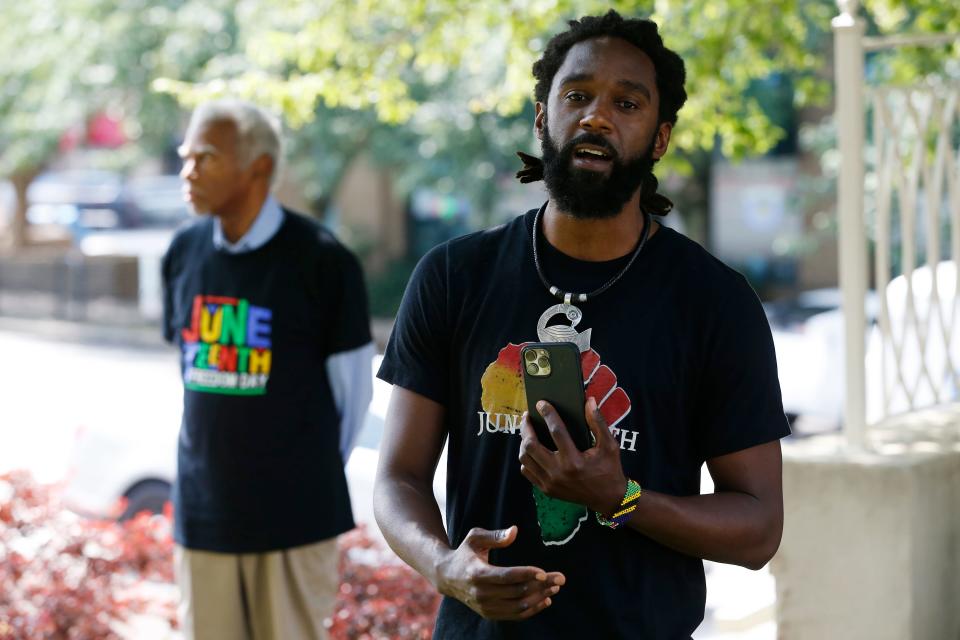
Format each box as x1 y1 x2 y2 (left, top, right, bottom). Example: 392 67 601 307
595 478 642 529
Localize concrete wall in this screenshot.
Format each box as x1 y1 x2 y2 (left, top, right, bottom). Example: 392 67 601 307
273 154 407 275
334 154 406 274
772 431 960 639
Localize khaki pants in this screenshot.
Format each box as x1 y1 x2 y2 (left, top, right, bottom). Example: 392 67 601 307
174 538 339 640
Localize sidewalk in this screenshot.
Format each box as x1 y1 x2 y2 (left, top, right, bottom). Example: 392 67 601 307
0 314 168 350
0 310 395 353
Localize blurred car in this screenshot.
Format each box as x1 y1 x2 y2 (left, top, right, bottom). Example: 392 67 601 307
63 356 447 528
27 170 134 239
123 174 191 229
767 288 878 434
764 287 871 334
771 269 958 434
26 171 190 243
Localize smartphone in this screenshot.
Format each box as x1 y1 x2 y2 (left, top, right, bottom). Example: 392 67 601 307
521 342 593 451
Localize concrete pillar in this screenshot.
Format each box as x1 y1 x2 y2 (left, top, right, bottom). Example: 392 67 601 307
772 432 960 639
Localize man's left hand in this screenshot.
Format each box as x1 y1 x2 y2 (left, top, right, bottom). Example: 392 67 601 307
519 397 628 516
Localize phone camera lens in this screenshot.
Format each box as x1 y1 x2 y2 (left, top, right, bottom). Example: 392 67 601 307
526 363 539 375
524 351 537 362
537 356 549 368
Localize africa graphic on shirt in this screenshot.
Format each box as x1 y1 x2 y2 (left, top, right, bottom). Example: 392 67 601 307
180 294 273 396
477 305 635 546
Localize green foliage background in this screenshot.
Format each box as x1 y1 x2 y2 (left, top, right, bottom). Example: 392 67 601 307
1 0 957 267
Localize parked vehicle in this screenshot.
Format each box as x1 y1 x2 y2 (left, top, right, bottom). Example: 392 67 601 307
63 356 447 528
27 170 134 238
764 288 863 334
767 288 878 433
770 268 958 434
123 174 191 229
26 171 190 243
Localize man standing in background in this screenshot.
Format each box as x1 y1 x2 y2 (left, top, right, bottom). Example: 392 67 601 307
162 99 373 640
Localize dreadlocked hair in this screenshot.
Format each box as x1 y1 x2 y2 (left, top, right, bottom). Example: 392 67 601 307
516 10 687 217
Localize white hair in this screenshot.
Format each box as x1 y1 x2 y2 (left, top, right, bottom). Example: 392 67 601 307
185 99 284 187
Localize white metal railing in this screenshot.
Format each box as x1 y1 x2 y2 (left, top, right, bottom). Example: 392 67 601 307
833 0 960 450
870 87 960 423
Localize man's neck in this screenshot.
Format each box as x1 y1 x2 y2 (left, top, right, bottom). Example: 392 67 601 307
542 194 657 262
215 187 270 244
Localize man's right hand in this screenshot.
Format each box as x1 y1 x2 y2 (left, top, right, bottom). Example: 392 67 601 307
436 525 565 621
375 389 564 621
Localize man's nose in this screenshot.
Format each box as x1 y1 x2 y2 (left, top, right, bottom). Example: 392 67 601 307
579 103 613 134
179 158 196 180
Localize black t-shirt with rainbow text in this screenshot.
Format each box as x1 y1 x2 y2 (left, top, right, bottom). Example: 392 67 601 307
162 210 370 553
378 208 790 639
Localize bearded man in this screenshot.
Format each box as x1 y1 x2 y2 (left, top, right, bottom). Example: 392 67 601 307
374 11 789 639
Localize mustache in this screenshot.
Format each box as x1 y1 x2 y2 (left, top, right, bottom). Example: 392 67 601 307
560 132 619 162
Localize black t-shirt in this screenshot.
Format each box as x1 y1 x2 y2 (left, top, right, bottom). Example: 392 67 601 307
161 210 371 553
378 208 790 639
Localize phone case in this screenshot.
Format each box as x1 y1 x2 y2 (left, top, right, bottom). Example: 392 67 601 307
521 342 592 451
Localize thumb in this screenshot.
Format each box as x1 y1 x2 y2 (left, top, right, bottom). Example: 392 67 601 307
465 525 518 553
493 525 518 548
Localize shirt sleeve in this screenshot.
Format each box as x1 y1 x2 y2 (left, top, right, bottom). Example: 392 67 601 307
160 244 176 344
324 246 372 356
376 244 450 405
696 275 791 459
326 341 375 462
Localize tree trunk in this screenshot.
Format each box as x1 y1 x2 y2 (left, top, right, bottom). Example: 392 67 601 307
9 168 39 249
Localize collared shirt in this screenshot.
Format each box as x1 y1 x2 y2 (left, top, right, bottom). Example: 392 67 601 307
210 196 373 462
213 196 285 253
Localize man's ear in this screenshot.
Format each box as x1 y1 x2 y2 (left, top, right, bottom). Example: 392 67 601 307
251 154 274 181
534 103 546 141
652 121 673 160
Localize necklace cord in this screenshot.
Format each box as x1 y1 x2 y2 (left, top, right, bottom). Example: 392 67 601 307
531 204 652 303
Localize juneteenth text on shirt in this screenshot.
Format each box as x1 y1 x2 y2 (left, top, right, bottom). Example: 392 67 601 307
180 294 273 376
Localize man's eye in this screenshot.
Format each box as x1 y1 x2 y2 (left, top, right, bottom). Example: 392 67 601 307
620 101 638 110
565 92 586 102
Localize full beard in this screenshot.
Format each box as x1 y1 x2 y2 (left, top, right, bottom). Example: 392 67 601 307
541 122 656 220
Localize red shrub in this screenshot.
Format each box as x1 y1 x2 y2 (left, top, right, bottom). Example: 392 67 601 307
0 471 176 639
330 527 441 639
0 472 440 639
